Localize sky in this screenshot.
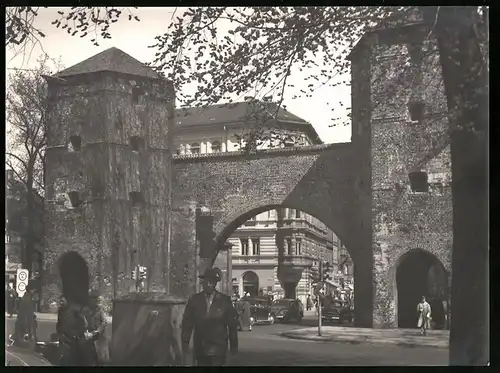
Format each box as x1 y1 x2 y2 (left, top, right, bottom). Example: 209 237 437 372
6 7 353 144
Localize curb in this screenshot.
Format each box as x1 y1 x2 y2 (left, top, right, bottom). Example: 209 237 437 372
280 332 449 349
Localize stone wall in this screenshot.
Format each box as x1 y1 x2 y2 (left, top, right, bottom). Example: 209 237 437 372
42 72 174 311
351 23 453 328
169 144 378 326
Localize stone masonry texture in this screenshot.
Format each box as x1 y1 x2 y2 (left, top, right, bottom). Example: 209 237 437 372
43 24 453 330
43 70 174 312
350 23 452 328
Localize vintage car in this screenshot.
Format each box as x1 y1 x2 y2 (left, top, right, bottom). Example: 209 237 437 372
321 299 353 324
245 296 276 325
271 298 304 324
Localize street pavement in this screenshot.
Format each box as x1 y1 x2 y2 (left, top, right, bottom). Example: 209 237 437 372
5 313 448 366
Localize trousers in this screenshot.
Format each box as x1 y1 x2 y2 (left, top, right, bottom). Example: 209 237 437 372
196 354 227 366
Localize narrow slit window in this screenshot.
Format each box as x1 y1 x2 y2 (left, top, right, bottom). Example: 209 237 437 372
408 101 425 122
69 136 82 152
409 171 429 193
129 191 144 206
68 191 81 208
129 136 144 152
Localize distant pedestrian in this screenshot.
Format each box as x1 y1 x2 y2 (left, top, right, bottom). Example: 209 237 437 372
237 296 252 331
6 281 18 317
417 296 432 336
13 282 37 346
181 268 238 366
306 295 313 311
86 290 109 365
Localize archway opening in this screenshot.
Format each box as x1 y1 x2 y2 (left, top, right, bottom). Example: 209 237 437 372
242 271 259 296
58 251 90 305
396 249 448 329
212 205 354 310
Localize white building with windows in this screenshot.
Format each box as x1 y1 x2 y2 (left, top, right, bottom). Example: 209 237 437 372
175 100 352 304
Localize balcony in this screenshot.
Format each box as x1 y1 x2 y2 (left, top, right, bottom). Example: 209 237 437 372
232 255 277 266
282 255 314 267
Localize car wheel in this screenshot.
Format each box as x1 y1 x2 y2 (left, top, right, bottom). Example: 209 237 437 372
268 314 275 325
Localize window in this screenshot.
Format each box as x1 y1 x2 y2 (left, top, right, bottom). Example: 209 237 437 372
408 100 425 122
289 209 295 219
68 135 82 152
286 238 293 255
132 86 142 105
252 238 260 256
129 191 144 206
68 191 81 208
190 143 200 154
241 238 249 256
295 210 301 219
211 141 222 153
409 171 429 193
130 136 144 152
295 239 302 255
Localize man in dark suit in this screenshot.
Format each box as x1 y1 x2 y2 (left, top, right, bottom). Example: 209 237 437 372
181 267 238 366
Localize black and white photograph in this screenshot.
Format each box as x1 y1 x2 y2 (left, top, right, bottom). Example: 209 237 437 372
5 6 488 366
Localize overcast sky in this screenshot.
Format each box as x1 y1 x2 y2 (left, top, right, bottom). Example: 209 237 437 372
6 7 353 144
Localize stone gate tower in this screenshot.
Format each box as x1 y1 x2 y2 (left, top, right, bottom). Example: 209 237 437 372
349 23 453 328
42 48 175 310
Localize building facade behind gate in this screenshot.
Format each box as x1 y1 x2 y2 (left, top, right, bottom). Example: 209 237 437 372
42 22 452 328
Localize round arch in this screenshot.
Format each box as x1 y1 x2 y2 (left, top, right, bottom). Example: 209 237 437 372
242 271 259 297
212 197 354 262
393 248 449 329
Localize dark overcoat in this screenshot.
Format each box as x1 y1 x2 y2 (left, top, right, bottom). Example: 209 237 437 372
181 290 238 361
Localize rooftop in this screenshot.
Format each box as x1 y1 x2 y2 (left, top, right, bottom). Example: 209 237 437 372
175 101 321 143
55 47 162 79
175 101 307 127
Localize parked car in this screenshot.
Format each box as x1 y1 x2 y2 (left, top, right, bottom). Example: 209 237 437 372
245 296 276 325
321 299 353 324
271 298 304 324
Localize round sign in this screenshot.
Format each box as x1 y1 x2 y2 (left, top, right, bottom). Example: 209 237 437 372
17 282 26 292
18 271 28 282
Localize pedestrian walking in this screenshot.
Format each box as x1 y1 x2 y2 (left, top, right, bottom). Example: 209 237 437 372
86 289 110 365
237 295 252 331
6 281 18 317
13 281 37 346
306 294 313 311
417 296 432 336
57 295 97 366
181 267 238 366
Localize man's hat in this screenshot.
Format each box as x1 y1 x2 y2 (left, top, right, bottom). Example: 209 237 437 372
199 267 222 282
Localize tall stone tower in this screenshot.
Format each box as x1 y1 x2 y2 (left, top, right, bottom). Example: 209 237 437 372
349 22 453 328
42 48 175 310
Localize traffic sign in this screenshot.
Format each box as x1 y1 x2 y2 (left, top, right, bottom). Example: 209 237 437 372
16 269 29 297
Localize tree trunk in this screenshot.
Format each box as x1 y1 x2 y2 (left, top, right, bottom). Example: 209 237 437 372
422 6 489 365
25 165 35 273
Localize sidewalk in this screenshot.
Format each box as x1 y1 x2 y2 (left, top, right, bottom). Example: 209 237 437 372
280 326 449 349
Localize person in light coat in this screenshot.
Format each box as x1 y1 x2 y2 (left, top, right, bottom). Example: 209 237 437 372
417 296 432 336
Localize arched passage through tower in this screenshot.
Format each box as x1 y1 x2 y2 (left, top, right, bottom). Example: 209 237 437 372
212 204 355 304
395 249 449 329
57 251 90 306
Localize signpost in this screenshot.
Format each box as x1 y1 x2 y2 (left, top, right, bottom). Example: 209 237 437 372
16 269 29 298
